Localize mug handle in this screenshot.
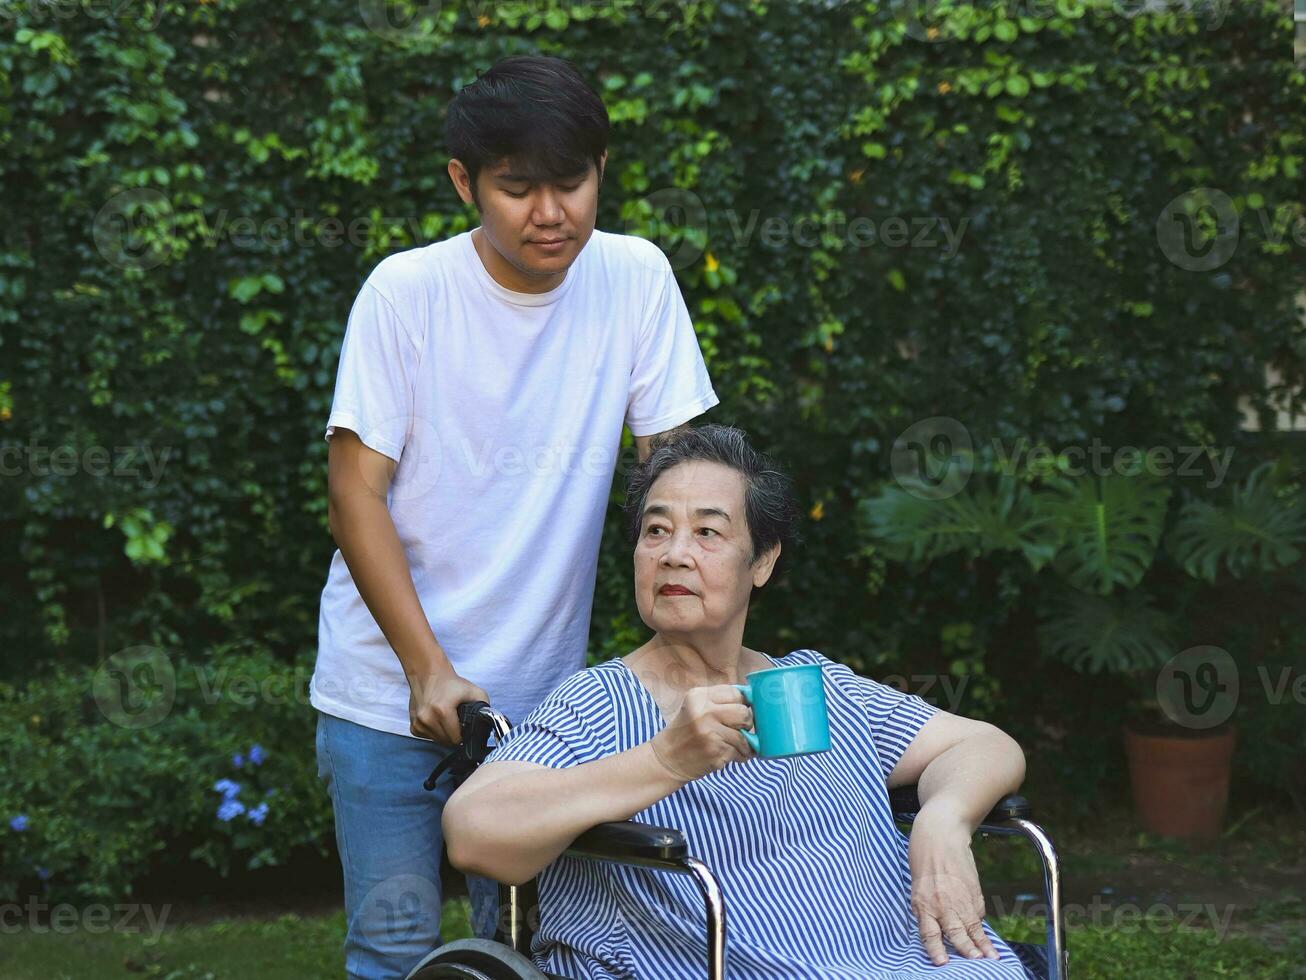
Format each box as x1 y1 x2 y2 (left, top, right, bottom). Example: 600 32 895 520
733 684 761 753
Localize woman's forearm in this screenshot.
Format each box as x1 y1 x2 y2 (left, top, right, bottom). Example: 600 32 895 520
915 727 1026 832
443 741 688 885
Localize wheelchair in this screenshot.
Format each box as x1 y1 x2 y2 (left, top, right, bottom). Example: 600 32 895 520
408 701 1069 980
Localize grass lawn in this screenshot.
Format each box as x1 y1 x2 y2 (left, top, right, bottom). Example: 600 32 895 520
4 898 1304 979
7 804 1303 978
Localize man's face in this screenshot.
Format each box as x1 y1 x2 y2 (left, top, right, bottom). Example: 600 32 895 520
449 151 606 287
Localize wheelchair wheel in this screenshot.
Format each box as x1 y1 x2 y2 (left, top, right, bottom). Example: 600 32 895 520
1007 940 1051 980
406 938 565 979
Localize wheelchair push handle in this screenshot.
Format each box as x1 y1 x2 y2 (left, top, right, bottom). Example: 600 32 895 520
457 699 490 736
421 700 494 792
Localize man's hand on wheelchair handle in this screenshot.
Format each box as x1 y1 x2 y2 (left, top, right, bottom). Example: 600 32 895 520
649 684 755 782
407 667 491 746
906 804 1002 967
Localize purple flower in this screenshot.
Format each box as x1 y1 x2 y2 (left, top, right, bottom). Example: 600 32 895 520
248 744 266 766
213 779 241 799
35 867 50 881
217 799 246 822
232 752 244 769
10 814 28 832
247 802 269 826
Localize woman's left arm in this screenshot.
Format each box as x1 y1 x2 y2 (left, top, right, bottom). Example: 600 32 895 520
887 711 1027 967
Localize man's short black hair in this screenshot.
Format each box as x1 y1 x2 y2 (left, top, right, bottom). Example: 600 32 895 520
445 55 610 209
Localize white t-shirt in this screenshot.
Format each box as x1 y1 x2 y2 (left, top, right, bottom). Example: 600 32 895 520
310 226 719 737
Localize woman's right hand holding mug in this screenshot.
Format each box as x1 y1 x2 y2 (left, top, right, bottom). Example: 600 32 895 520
649 684 755 783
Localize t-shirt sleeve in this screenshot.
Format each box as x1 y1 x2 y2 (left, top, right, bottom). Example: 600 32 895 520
482 671 613 769
625 255 719 437
817 652 939 782
323 277 422 464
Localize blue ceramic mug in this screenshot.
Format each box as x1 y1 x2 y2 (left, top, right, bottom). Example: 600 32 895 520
734 662 831 758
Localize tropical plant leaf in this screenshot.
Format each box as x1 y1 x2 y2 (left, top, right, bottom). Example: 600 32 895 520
1165 461 1306 583
1035 473 1171 595
860 474 1060 570
1036 588 1177 675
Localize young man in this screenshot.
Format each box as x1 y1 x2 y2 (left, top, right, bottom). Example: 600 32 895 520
310 55 720 980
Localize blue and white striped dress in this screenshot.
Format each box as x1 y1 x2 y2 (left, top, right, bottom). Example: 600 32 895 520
483 648 1032 979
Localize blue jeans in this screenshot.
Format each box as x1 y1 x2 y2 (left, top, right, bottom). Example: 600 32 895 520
315 711 503 980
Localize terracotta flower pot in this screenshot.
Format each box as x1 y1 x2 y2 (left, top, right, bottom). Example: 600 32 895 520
1123 723 1237 840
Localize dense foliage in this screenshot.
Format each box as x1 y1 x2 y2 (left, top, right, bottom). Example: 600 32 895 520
1 0 1303 901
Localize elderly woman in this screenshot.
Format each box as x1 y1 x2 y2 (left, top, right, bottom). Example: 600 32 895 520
444 425 1031 979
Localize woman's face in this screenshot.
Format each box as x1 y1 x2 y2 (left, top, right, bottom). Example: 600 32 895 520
633 460 779 638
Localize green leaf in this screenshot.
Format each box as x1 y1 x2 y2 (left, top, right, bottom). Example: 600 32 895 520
860 475 1060 572
1037 589 1176 674
115 48 148 69
1165 462 1306 583
229 277 264 304
1005 75 1030 98
1036 473 1171 595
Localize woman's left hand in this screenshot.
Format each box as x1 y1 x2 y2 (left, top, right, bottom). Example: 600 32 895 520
906 805 1002 967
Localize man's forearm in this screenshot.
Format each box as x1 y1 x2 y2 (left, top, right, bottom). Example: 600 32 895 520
444 742 687 885
330 492 452 681
915 729 1026 832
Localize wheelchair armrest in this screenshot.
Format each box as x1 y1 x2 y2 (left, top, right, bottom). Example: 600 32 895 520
566 820 688 862
889 785 1032 823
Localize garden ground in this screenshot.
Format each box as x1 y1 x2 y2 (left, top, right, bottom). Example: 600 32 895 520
5 802 1304 979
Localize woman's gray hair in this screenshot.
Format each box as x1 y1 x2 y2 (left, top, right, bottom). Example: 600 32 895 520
624 424 801 570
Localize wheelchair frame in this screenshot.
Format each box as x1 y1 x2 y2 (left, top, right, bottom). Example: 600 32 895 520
417 702 1068 980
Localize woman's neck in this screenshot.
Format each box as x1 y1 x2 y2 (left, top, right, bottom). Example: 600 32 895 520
633 634 770 690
